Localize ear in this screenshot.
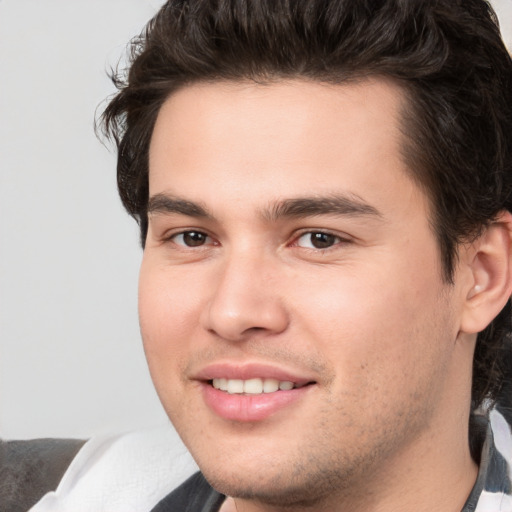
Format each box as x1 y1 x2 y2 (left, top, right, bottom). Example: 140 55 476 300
460 210 512 334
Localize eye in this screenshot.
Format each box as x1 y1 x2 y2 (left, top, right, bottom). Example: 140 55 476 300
172 231 211 247
295 232 342 249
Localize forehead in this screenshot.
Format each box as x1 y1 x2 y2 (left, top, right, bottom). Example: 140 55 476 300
148 79 423 219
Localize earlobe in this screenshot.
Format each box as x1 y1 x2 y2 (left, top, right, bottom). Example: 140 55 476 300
460 210 512 334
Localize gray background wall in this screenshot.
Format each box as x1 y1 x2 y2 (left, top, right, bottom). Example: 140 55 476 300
1 0 511 440
0 0 168 439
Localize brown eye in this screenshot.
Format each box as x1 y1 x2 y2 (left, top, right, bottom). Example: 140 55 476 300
296 232 340 249
173 231 209 247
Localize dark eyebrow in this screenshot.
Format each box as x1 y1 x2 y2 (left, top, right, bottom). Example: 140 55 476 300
262 194 382 222
147 194 212 219
147 192 381 223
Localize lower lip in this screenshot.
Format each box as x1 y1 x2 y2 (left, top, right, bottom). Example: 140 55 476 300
201 383 312 422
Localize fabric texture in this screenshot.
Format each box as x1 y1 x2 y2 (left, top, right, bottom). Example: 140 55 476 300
150 472 225 512
28 425 198 512
464 408 512 511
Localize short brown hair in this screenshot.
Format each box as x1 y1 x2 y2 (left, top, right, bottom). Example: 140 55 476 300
101 0 512 410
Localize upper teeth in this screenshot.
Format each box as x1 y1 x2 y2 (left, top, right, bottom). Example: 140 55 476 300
212 378 296 394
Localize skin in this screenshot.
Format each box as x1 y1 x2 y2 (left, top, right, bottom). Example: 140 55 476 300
140 79 482 512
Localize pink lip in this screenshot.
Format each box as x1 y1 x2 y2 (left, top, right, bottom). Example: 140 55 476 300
201 383 312 422
194 362 316 422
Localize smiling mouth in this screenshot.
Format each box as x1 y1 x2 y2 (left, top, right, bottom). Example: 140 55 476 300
210 377 314 395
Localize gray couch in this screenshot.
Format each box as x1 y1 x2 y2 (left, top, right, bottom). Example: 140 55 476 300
0 438 85 512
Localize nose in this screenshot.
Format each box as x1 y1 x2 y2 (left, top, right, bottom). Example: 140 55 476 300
200 254 289 341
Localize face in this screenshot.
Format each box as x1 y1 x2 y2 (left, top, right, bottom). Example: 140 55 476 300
140 79 469 508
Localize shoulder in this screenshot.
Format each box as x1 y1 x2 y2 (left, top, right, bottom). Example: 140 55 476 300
28 426 198 512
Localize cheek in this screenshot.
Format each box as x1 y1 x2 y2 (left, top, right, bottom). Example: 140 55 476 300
138 259 202 379
292 259 453 392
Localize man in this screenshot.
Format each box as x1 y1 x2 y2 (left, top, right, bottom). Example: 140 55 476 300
98 0 512 510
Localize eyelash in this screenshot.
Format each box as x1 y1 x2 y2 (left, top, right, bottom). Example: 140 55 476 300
166 229 348 251
167 230 216 248
292 230 346 250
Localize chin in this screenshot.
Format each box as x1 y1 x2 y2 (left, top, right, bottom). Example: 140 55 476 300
195 446 364 510
203 468 335 508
